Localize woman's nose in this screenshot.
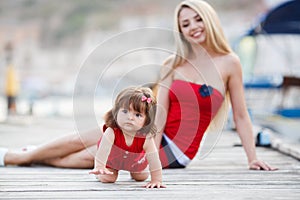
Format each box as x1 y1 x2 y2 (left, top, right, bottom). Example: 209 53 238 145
190 20 198 30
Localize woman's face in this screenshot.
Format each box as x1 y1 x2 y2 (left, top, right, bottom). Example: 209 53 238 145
178 7 206 45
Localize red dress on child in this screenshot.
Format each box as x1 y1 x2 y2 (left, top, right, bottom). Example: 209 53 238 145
98 125 148 172
159 80 224 168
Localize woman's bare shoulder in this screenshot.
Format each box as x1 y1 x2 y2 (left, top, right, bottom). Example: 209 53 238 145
216 53 241 71
160 55 175 78
217 52 239 64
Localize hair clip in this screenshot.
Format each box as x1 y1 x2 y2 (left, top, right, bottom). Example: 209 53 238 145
141 96 152 103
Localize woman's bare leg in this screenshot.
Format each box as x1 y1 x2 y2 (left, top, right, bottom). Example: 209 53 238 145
4 129 101 167
43 145 97 168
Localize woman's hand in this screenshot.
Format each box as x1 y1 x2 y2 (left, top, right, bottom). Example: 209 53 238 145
144 181 166 189
89 167 114 175
249 159 278 171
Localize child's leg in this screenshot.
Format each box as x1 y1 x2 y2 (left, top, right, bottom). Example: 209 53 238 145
97 169 118 183
130 170 149 182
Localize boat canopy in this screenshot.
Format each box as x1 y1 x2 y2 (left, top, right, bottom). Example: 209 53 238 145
247 0 300 36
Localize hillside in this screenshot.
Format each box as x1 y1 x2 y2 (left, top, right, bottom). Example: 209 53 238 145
0 0 265 48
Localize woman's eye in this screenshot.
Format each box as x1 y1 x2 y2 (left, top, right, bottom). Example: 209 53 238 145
122 109 128 113
182 23 189 28
195 16 202 21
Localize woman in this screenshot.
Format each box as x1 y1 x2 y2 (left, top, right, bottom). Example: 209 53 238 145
154 0 275 170
0 0 276 170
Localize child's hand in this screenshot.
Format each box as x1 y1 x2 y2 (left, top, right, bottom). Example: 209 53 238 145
144 181 166 189
89 168 114 175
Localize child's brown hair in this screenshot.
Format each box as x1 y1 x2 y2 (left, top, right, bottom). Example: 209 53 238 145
104 86 157 137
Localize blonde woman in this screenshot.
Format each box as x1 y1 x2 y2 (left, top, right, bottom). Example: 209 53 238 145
155 0 276 170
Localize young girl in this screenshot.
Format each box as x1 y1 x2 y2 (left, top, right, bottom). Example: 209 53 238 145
89 87 164 188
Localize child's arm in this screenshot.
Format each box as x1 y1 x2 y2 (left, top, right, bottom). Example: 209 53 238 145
143 137 165 188
89 127 115 175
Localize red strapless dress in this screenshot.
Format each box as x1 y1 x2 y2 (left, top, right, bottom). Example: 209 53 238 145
159 80 224 168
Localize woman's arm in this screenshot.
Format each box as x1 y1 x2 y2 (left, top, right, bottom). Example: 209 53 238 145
143 137 165 188
227 55 277 171
89 128 115 175
154 65 173 149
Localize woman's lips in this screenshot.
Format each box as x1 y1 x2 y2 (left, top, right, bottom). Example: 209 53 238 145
191 31 202 38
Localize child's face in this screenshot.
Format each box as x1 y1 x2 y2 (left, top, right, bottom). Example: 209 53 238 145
116 104 146 134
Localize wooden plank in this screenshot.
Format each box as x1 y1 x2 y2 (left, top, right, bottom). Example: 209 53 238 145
0 120 299 199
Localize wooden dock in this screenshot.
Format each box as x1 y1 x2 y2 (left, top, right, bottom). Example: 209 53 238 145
0 117 299 199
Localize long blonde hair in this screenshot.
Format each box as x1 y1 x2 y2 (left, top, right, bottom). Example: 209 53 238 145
167 0 232 70
160 0 232 144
